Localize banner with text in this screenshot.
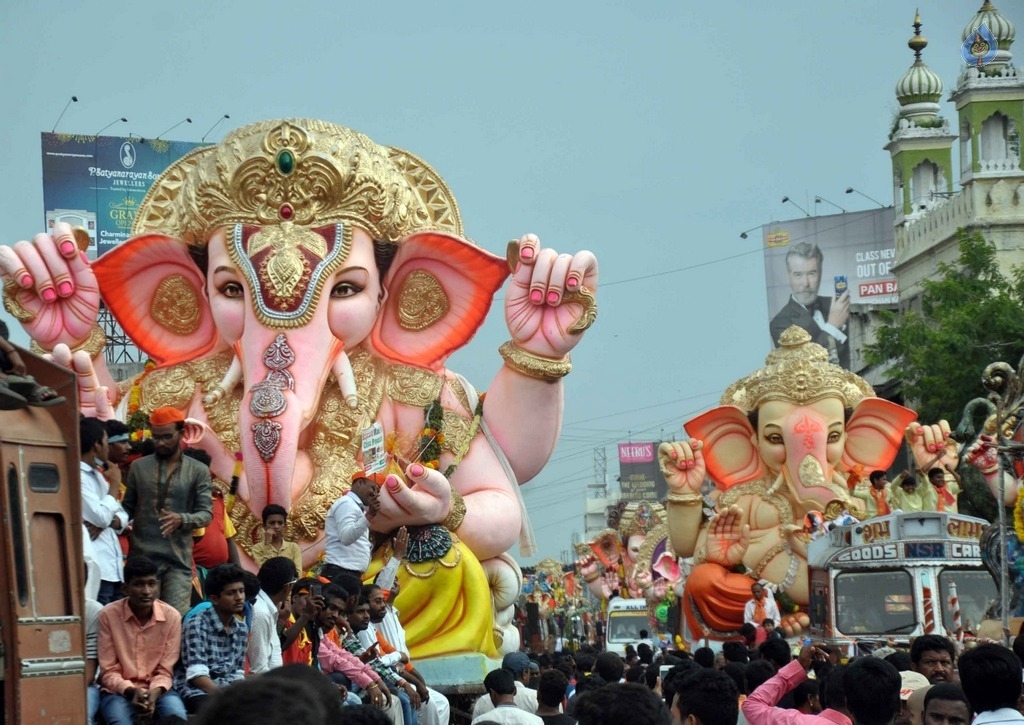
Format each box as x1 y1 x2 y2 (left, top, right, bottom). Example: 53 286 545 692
41 132 207 258
617 442 668 503
762 207 896 369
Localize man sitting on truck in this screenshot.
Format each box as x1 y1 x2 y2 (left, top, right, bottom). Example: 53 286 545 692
852 471 893 518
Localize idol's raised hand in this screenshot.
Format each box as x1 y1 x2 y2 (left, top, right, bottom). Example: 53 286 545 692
0 223 100 352
504 234 598 360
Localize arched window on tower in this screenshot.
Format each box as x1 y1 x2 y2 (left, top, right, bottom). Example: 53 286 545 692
960 118 972 177
980 113 1009 170
910 160 941 210
893 166 904 212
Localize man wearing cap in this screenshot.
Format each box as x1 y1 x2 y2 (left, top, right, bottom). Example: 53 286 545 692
122 406 213 616
321 471 383 581
899 671 931 725
473 652 540 719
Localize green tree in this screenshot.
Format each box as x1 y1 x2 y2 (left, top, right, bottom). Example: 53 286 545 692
867 229 1024 424
866 230 1024 519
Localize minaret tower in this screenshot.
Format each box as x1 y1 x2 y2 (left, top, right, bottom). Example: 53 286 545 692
884 11 957 227
951 1 1023 188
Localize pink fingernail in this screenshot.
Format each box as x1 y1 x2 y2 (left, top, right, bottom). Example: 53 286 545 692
520 246 535 260
41 288 57 302
386 476 401 492
547 291 560 304
19 274 32 287
410 463 424 477
58 281 73 296
567 276 579 289
530 289 543 303
59 241 76 256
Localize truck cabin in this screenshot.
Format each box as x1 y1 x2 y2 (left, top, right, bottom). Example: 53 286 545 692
807 511 995 644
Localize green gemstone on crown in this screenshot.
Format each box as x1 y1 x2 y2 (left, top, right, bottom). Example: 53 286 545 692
277 150 295 175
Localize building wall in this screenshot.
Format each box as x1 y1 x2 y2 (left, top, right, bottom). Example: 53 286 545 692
894 177 1024 303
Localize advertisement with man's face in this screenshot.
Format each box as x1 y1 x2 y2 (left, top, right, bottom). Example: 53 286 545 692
762 208 896 370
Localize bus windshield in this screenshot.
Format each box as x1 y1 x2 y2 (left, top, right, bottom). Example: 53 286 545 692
939 569 996 633
607 611 649 642
835 570 916 635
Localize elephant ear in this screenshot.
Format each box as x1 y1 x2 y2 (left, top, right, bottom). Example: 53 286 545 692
684 406 763 489
841 398 919 472
372 231 509 369
92 234 221 367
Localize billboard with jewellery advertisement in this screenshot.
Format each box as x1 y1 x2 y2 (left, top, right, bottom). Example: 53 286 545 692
41 132 207 259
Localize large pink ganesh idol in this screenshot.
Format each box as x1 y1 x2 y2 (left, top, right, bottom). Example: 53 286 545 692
0 120 598 658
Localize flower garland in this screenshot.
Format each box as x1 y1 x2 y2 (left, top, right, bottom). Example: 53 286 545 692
416 398 445 470
412 393 486 480
127 360 157 442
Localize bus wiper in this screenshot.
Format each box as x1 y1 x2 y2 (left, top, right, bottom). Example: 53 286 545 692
877 622 916 635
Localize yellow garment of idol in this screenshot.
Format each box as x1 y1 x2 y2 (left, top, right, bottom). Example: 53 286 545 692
365 537 498 659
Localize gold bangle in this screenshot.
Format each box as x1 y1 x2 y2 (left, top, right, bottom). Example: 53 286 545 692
442 488 467 531
667 492 703 505
30 324 106 358
499 341 571 383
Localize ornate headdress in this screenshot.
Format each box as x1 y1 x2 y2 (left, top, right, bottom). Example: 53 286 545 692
617 501 667 539
131 119 463 244
721 326 875 411
128 119 467 330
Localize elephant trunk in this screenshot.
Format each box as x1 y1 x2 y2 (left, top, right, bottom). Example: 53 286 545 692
783 409 833 507
238 320 343 517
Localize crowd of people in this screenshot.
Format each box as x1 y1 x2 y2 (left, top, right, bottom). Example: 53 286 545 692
79 409 446 725
466 630 1024 725
849 468 962 517
76 409 1024 725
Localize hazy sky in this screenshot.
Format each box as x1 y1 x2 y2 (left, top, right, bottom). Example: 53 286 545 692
1 1 1018 565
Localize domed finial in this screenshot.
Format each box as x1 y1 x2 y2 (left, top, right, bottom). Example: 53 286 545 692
893 9 943 122
909 10 928 60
